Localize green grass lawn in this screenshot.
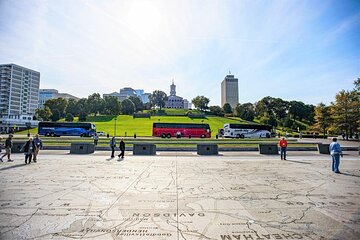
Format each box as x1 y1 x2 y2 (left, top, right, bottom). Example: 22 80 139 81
17 115 249 137
90 115 247 137
17 114 309 138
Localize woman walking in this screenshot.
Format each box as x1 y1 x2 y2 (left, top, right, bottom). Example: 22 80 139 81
23 138 37 164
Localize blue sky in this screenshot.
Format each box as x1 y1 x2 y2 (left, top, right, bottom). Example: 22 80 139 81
0 0 359 106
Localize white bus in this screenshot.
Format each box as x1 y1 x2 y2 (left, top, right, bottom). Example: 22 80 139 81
223 123 272 138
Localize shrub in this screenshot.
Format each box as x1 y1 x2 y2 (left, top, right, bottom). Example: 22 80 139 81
65 113 74 122
79 112 87 121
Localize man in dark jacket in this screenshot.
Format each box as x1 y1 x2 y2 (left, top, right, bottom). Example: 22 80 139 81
118 138 125 159
23 138 37 164
0 134 13 162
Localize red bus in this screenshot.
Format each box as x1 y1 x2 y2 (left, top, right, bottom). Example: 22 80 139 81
152 123 211 138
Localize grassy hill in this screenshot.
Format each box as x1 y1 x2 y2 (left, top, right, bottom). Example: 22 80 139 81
88 115 247 136
21 115 248 137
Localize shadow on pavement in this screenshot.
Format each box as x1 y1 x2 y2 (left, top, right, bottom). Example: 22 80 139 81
341 172 360 178
0 163 27 171
285 159 312 164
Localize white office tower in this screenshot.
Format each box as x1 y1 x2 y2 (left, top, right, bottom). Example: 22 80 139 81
221 74 239 108
0 64 40 132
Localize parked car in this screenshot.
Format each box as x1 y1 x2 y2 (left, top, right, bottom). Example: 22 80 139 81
97 131 105 136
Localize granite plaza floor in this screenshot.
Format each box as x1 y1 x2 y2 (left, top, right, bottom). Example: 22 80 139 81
0 151 359 240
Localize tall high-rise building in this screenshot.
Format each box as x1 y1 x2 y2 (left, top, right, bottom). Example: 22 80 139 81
221 74 239 108
0 64 40 131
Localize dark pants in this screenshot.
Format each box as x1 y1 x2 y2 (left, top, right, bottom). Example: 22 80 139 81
118 150 125 158
25 154 33 164
280 147 287 160
111 147 115 158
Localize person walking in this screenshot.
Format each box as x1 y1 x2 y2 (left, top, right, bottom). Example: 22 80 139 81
93 133 99 146
279 137 288 160
110 136 116 158
118 138 125 159
0 136 3 156
33 134 43 162
0 134 13 162
22 137 37 164
329 138 343 173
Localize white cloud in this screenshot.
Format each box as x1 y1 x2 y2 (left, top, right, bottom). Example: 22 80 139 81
0 0 358 105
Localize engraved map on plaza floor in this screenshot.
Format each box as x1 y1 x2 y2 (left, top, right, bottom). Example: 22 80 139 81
0 152 359 239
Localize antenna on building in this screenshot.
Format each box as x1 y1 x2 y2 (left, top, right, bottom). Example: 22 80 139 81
172 78 174 85
229 69 231 75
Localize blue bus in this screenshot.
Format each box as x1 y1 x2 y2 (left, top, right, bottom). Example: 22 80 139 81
38 122 96 137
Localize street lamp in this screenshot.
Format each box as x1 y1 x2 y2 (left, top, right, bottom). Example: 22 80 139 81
25 122 31 137
114 117 117 136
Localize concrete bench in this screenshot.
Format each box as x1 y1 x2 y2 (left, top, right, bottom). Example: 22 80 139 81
197 144 218 155
317 143 330 154
11 142 25 153
70 143 95 154
133 143 156 155
259 143 278 155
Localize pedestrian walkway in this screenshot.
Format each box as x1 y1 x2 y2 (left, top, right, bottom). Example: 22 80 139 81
0 151 359 239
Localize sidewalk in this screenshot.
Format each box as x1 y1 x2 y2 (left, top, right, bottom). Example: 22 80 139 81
0 152 359 239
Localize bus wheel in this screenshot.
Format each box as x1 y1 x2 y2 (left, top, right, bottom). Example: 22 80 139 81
80 133 84 137
240 134 245 139
167 133 171 138
236 134 240 139
161 133 166 138
45 133 50 137
200 134 205 138
50 132 55 137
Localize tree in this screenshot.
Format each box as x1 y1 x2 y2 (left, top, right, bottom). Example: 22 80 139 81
209 106 223 116
103 96 121 115
144 102 152 110
121 99 135 115
331 90 359 139
44 98 68 118
50 109 61 122
35 107 52 121
354 78 360 92
281 117 294 128
268 115 278 127
87 93 104 116
354 78 360 132
65 113 74 122
192 96 210 111
254 96 288 119
79 111 87 121
76 98 88 114
313 103 331 137
222 103 232 114
128 96 144 112
149 90 167 110
66 99 81 116
235 103 255 121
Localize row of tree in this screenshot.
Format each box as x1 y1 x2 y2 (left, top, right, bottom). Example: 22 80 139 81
313 78 359 139
36 79 359 138
190 96 314 130
36 94 149 122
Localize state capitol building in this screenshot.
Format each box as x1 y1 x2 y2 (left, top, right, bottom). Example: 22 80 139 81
165 81 191 109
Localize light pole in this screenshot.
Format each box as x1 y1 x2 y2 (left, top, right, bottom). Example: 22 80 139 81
25 122 31 137
114 117 117 136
